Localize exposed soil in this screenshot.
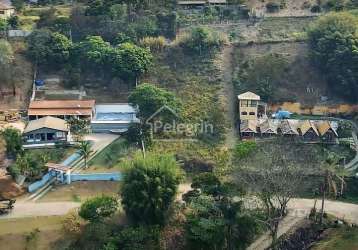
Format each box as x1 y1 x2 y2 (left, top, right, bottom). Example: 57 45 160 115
0 176 25 199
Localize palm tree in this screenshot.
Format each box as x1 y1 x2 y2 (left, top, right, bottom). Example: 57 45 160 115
319 154 349 224
78 141 93 169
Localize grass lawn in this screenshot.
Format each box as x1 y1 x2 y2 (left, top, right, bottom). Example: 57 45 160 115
39 181 121 202
312 227 358 250
27 147 77 164
87 138 135 173
0 216 66 250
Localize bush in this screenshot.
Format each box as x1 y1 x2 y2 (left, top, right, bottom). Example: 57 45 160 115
179 27 227 55
266 2 280 12
79 196 119 222
234 141 257 160
310 5 321 12
140 36 166 52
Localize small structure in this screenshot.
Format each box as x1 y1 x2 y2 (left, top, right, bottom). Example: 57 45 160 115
23 116 70 147
238 91 261 121
178 0 226 8
28 100 96 120
0 0 14 19
317 121 338 142
240 120 257 138
272 110 292 119
258 119 277 137
298 120 319 141
91 104 139 133
279 120 299 137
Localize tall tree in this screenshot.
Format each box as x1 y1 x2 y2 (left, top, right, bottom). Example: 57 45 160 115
128 83 182 121
1 127 22 158
307 12 358 100
78 141 93 169
121 152 182 225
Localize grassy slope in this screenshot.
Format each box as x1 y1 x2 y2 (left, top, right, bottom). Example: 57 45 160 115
312 227 358 250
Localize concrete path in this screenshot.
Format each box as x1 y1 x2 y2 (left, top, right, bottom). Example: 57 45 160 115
248 198 358 250
0 201 80 219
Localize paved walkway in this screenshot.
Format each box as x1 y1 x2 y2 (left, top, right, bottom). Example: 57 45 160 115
248 198 358 250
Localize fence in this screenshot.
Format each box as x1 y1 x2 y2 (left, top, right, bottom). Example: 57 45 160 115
28 172 53 193
66 173 122 183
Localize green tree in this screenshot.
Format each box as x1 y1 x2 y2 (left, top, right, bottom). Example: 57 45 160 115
26 29 72 66
11 0 25 11
128 83 181 121
71 35 111 69
7 15 20 29
9 152 46 180
307 12 358 100
78 141 93 169
185 194 258 250
79 196 119 222
1 127 22 158
111 42 153 80
113 226 160 250
0 39 14 84
180 27 227 55
121 153 182 225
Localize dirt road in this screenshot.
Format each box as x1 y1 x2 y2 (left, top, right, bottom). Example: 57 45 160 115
248 198 358 250
219 45 237 148
0 201 80 219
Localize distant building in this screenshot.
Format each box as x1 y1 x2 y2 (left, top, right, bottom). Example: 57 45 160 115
298 120 319 141
257 119 278 137
238 91 261 121
0 0 14 19
240 119 257 138
28 100 96 120
317 121 338 142
23 116 70 147
91 104 139 133
278 120 299 137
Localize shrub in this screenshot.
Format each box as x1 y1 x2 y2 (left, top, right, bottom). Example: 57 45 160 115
179 27 227 55
234 141 257 160
79 196 119 222
266 2 280 12
140 36 166 52
310 5 321 12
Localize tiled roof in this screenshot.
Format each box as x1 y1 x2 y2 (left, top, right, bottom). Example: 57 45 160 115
29 100 95 109
238 91 261 100
24 116 68 133
259 119 277 134
279 120 299 135
317 121 338 136
299 120 319 136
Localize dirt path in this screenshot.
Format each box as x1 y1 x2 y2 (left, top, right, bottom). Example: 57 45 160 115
219 45 237 148
0 201 80 219
248 198 358 250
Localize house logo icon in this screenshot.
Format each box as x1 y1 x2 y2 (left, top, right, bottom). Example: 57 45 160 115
145 105 180 125
145 105 214 141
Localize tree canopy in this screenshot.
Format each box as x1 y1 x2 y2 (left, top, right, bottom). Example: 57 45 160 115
128 83 182 121
26 29 72 66
307 12 358 100
121 153 182 225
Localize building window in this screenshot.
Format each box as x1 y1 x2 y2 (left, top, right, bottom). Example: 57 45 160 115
249 112 255 115
241 112 247 115
0 11 4 15
240 100 249 107
250 100 258 107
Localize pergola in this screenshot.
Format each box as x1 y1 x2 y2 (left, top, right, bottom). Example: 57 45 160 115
46 163 70 184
